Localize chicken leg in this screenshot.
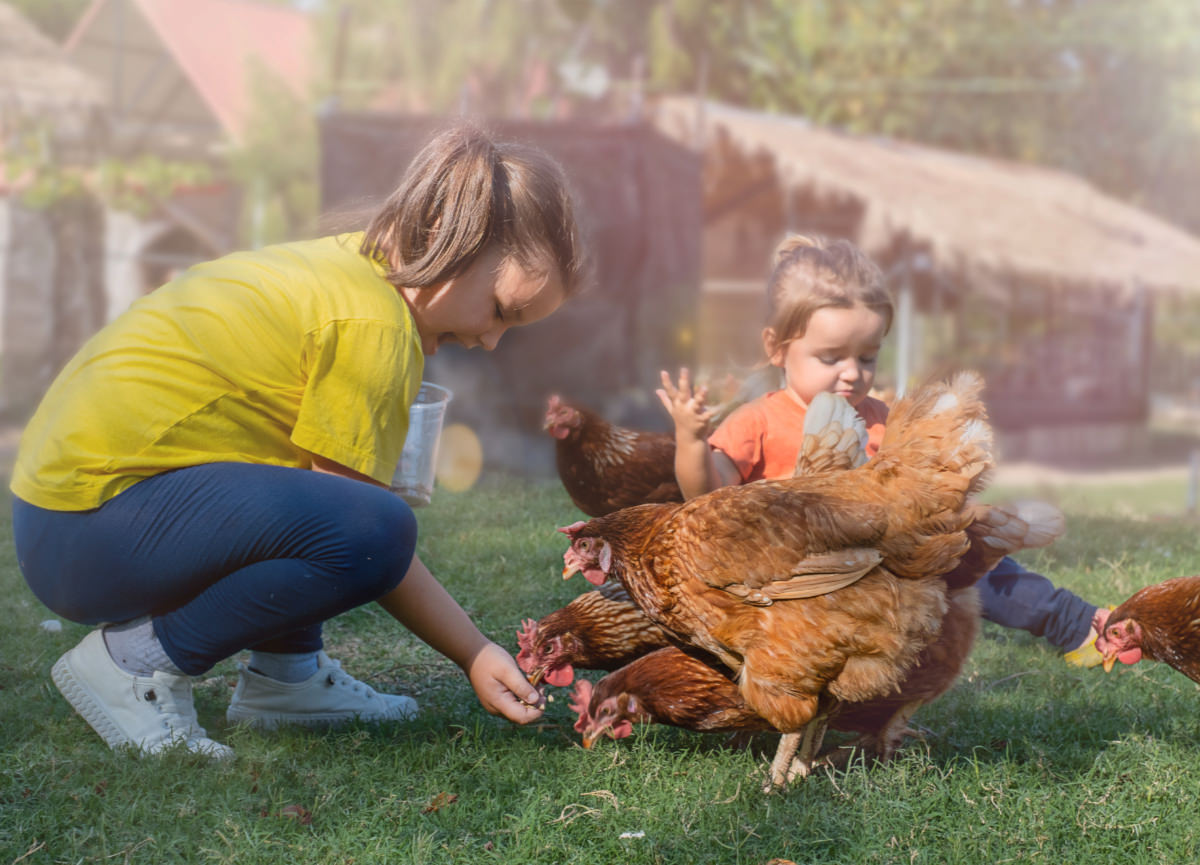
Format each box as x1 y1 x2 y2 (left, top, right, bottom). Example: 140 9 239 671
764 711 832 791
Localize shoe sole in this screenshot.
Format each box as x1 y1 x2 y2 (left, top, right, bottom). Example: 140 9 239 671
52 652 132 750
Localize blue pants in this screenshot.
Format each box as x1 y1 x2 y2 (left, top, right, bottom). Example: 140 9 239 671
13 463 418 676
978 556 1096 649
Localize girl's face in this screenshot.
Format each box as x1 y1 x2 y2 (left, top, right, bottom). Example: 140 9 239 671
763 304 889 409
401 247 565 356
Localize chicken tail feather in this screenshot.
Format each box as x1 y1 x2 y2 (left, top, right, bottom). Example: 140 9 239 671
872 371 994 499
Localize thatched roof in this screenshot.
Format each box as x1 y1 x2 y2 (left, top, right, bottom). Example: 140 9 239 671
0 2 104 119
653 96 1200 296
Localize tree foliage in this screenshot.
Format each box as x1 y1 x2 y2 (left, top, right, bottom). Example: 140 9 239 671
305 0 1199 231
9 0 89 39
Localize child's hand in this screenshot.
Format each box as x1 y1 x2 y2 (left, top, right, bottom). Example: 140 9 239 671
656 368 715 441
466 641 546 724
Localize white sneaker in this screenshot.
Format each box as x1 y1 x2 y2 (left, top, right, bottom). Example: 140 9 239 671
225 652 418 729
51 629 233 759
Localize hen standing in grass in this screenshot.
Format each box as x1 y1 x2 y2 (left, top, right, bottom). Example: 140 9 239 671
561 373 995 788
567 502 1064 762
515 580 672 687
1094 576 1200 682
544 394 683 517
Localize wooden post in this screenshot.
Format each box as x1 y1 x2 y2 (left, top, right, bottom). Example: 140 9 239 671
895 262 914 398
1188 449 1199 516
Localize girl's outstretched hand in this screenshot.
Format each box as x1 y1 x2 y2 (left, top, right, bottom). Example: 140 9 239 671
656 367 715 442
466 641 547 724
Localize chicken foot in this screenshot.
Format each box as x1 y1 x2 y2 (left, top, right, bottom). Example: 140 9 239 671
763 713 831 791
786 714 831 784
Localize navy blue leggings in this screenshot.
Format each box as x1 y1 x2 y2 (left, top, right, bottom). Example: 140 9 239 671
13 463 418 675
978 555 1096 649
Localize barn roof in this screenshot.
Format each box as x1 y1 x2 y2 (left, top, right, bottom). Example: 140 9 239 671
65 0 313 145
653 96 1200 295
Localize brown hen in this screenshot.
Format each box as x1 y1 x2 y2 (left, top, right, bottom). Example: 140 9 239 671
568 646 772 749
515 579 672 687
560 373 995 788
568 503 1064 765
1095 575 1200 683
544 394 682 517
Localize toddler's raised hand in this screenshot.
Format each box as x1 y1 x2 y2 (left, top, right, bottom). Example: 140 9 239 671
656 367 714 442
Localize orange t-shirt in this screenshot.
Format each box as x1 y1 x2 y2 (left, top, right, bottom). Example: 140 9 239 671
708 390 890 483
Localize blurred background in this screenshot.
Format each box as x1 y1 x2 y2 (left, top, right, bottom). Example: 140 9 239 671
4 0 1200 481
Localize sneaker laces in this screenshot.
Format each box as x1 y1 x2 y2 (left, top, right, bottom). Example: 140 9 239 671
320 657 380 700
137 675 208 741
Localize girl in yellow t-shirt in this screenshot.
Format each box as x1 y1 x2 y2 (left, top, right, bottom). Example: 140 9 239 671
11 125 588 758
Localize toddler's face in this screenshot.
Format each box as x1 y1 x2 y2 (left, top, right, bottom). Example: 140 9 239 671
765 305 889 409
403 247 565 356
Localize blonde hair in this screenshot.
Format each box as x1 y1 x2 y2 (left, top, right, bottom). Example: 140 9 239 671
765 234 893 347
361 124 589 297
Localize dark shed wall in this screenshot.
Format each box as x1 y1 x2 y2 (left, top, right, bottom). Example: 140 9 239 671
320 113 703 474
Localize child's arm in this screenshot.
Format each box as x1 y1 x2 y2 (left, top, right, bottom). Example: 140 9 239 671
311 456 544 722
377 554 546 724
656 369 741 499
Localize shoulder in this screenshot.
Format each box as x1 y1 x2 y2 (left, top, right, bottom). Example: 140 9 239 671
714 391 775 435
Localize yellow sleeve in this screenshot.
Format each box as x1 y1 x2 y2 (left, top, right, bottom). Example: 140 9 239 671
291 319 423 483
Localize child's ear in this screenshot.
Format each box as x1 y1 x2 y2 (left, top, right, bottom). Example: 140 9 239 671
762 328 785 367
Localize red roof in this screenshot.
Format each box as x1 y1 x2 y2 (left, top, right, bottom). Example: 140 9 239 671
66 0 314 141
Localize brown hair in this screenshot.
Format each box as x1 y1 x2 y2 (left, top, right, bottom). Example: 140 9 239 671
765 234 893 347
360 124 589 296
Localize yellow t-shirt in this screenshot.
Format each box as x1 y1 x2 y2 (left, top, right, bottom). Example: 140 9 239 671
11 232 424 511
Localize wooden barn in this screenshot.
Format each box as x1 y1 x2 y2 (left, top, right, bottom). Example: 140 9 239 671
651 97 1200 461
319 112 703 475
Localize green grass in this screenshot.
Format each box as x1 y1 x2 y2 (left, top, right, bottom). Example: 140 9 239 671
4 473 1200 864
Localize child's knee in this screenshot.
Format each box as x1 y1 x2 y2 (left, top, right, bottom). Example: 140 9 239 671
348 492 418 594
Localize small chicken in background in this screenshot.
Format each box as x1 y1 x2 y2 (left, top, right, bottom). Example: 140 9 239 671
515 580 673 687
543 394 682 517
561 373 995 788
1094 575 1200 683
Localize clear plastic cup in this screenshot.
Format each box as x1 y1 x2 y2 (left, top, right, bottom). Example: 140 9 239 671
390 382 453 507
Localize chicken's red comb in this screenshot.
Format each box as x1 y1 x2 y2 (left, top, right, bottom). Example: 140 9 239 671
547 394 562 411
516 618 538 650
515 618 539 671
569 678 594 732
558 521 588 538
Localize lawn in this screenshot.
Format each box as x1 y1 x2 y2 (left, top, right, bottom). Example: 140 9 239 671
3 470 1200 864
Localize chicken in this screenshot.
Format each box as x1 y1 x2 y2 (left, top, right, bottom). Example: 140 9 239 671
569 502 1064 763
1095 575 1200 683
568 646 773 748
544 394 682 517
515 580 673 687
560 372 995 788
